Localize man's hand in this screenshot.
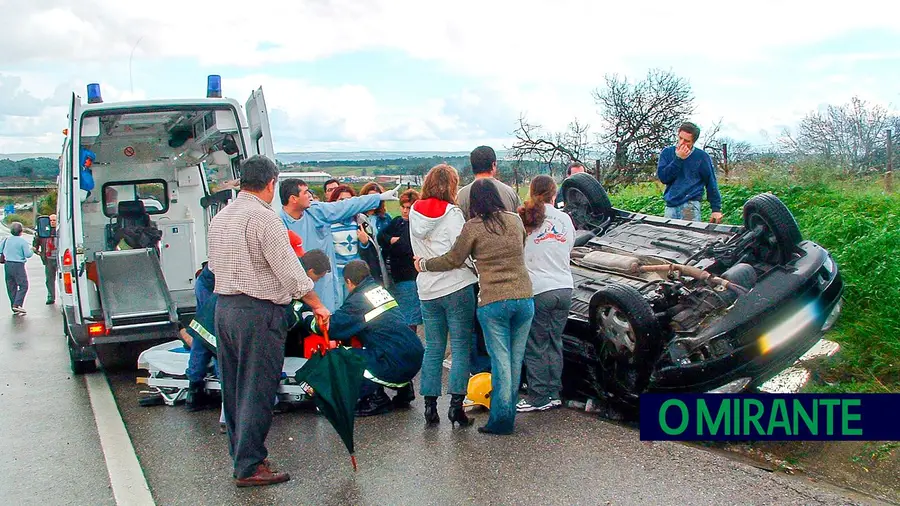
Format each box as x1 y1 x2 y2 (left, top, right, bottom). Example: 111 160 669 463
413 256 423 272
380 183 403 201
710 212 723 224
313 306 331 329
390 237 400 245
675 143 691 160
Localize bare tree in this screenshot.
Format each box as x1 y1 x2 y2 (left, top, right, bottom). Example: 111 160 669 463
594 69 695 168
780 96 897 173
509 115 591 177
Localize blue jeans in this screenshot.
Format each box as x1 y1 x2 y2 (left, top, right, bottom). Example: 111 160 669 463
392 280 423 326
478 298 535 434
186 341 219 383
664 200 701 221
419 285 476 397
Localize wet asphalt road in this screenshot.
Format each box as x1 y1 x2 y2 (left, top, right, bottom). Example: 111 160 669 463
0 230 882 505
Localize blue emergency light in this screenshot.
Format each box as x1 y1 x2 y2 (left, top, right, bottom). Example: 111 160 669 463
87 83 103 104
207 75 222 98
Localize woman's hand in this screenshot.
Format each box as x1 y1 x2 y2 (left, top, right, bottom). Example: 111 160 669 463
390 237 400 245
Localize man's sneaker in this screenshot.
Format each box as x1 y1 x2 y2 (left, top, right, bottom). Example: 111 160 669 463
12 306 26 315
549 397 563 407
516 398 555 413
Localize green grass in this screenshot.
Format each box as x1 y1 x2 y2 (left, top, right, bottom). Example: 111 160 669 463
602 181 900 393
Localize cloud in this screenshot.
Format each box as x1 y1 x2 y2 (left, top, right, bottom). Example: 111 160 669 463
4 0 899 82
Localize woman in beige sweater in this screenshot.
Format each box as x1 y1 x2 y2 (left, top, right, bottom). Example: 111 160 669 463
416 179 535 435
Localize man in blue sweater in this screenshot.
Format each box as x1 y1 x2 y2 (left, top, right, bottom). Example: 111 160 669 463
656 122 724 223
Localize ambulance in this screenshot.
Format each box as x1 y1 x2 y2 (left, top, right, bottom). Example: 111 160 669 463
37 77 275 374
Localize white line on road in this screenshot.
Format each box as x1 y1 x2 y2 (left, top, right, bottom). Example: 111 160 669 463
85 372 155 506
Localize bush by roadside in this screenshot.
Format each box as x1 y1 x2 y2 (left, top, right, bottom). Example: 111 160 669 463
2 213 35 229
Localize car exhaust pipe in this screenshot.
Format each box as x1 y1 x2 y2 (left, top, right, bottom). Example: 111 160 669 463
637 263 749 295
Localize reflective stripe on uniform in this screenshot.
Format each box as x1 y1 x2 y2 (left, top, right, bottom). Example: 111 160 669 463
363 369 409 389
364 300 398 322
189 319 217 349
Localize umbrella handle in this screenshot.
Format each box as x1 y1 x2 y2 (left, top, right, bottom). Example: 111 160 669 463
316 314 330 355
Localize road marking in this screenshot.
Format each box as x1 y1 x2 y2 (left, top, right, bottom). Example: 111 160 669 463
86 372 155 506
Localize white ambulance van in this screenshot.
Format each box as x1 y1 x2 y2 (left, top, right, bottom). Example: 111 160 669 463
37 77 275 374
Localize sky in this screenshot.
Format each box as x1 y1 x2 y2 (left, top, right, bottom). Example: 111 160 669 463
1 0 899 156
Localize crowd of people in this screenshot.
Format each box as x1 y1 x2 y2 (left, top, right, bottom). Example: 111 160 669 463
3 121 720 488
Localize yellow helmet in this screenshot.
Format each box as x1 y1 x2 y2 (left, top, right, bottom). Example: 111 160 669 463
466 373 492 409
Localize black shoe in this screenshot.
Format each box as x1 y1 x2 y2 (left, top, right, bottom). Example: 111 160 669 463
45 299 55 305
355 389 393 417
448 394 473 428
392 384 415 409
423 396 439 426
185 381 216 412
477 425 512 435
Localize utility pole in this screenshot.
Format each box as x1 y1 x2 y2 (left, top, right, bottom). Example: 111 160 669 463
722 143 729 177
887 129 893 194
595 159 601 180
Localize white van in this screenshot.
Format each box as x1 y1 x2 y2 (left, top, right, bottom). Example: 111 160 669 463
37 77 275 374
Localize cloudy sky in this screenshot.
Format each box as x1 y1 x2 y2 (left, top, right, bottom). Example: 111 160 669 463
2 0 899 155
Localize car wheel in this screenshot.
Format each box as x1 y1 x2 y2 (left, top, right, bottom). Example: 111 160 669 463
64 313 97 375
743 193 802 264
589 284 662 404
561 173 613 229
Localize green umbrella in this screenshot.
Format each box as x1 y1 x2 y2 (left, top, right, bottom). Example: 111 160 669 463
295 341 367 471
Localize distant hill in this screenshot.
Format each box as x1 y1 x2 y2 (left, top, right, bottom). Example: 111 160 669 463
276 151 476 163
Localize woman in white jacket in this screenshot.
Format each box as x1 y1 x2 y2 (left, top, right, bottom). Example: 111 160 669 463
516 175 576 412
409 164 478 428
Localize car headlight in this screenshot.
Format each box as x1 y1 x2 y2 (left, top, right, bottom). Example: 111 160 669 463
821 297 843 332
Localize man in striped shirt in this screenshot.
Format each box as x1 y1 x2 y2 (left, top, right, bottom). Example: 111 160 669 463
208 155 329 488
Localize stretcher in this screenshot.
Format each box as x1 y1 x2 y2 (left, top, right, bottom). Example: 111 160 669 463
136 340 314 406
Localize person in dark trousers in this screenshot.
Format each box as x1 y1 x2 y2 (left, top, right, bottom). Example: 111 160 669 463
304 260 424 417
208 155 330 488
31 213 58 304
657 122 724 223
184 262 219 411
2 221 33 314
378 189 422 332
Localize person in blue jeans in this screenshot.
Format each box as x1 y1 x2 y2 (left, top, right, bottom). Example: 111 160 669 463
417 179 535 435
657 121 724 223
408 164 479 427
183 262 219 411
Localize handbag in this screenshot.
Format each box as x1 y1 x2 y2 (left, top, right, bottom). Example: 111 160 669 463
0 237 6 264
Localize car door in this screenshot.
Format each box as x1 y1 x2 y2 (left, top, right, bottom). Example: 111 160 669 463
64 93 90 323
245 87 276 160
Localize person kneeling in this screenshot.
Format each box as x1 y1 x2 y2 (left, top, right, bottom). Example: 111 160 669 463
306 260 424 417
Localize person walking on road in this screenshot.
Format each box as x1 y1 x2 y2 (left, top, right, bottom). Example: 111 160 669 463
32 213 58 304
2 221 34 315
517 175 575 412
207 155 330 488
656 122 724 223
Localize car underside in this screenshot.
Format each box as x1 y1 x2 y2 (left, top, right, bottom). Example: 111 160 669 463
556 174 844 409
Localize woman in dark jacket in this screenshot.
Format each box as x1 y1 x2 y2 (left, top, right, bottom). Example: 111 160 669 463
378 189 422 332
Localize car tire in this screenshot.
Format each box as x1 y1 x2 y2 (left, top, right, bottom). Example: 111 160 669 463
589 284 662 405
743 193 802 264
64 313 97 375
561 173 613 229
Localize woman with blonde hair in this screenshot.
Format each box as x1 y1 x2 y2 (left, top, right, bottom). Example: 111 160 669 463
409 164 477 427
516 175 575 412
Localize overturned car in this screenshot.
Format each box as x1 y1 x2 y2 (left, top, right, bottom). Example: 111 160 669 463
557 173 843 407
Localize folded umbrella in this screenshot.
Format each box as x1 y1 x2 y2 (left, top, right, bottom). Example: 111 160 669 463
294 321 366 471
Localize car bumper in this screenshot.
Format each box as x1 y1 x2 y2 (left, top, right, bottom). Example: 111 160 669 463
648 242 843 393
